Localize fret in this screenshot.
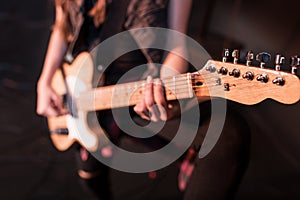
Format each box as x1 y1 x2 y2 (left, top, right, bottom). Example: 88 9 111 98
77 73 195 112
134 82 138 91
187 72 194 98
173 76 176 97
126 82 136 105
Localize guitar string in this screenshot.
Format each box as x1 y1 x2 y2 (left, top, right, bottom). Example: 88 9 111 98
78 79 190 109
77 71 292 110
90 71 280 99
81 71 286 100
84 66 290 97
99 76 290 107
79 76 272 105
79 80 220 110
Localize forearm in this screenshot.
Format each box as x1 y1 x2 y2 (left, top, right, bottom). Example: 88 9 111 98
38 29 68 86
168 0 193 33
160 52 188 78
160 0 193 78
38 4 68 87
36 28 68 116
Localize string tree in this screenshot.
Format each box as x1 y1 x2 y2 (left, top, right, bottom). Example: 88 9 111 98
205 64 216 73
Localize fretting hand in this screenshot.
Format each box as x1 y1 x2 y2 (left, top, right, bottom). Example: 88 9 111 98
134 76 180 122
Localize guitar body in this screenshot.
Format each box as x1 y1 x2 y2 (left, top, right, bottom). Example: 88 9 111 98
48 52 102 151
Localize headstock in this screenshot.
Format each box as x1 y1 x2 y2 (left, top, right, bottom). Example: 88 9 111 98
193 49 300 105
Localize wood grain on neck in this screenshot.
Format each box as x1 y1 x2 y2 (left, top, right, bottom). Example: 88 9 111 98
76 73 196 111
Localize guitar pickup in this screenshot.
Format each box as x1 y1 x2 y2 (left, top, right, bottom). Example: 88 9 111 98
50 128 69 135
62 94 68 110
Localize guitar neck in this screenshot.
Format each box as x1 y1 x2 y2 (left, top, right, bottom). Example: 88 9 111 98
76 73 197 111
75 59 300 112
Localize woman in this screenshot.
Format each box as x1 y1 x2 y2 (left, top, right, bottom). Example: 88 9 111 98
36 0 249 199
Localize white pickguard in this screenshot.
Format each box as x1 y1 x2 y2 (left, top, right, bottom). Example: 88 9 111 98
65 76 98 150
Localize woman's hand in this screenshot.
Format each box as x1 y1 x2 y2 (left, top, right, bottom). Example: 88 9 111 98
134 76 179 122
134 0 193 121
36 81 66 117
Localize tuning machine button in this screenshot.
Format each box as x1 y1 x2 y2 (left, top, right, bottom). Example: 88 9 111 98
272 76 285 86
217 67 228 75
232 49 239 64
222 49 230 62
290 55 299 75
229 68 240 77
256 52 271 68
256 73 269 83
275 54 285 71
242 71 254 80
246 50 254 66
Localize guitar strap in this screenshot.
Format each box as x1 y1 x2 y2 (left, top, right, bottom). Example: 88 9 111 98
60 0 131 114
98 0 131 43
63 0 131 64
91 0 131 87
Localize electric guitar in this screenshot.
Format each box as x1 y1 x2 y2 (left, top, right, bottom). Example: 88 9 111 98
47 52 300 151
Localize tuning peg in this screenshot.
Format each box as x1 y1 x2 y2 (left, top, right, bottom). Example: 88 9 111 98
217 67 228 75
256 73 269 83
290 55 299 75
246 50 254 66
229 68 240 77
222 48 230 62
256 52 271 68
275 54 285 71
232 49 239 64
272 76 285 86
242 71 255 80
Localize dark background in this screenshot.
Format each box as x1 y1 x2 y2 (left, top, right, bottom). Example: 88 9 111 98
0 0 299 199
